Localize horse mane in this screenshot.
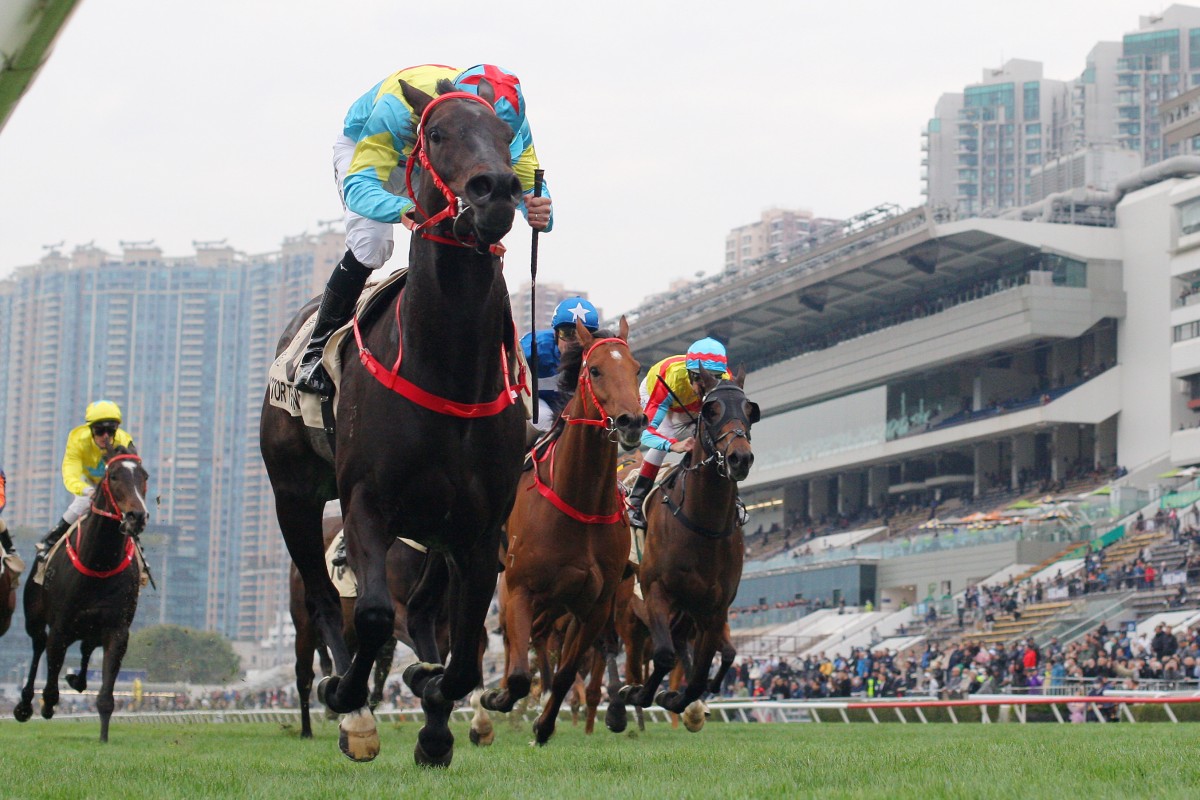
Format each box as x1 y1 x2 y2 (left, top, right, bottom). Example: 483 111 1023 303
555 328 619 397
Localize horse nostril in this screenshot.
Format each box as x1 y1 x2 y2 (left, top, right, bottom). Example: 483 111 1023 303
465 174 496 202
615 413 637 430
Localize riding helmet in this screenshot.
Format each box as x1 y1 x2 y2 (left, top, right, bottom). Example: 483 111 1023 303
685 338 728 374
85 399 122 425
551 297 600 332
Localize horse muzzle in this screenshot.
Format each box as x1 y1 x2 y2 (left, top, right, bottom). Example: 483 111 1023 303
613 412 648 451
724 448 754 482
462 171 522 245
121 511 148 537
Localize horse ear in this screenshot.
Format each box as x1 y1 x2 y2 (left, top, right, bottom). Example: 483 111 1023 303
576 318 593 348
400 80 435 118
698 365 721 394
735 365 747 389
475 78 496 107
618 315 629 341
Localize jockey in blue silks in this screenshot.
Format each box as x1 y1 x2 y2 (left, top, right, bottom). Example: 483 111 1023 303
520 296 600 431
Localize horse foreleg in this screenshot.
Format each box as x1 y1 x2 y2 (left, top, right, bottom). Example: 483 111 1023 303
603 647 628 733
532 604 609 746
404 552 449 664
658 624 720 724
278 500 351 677
326 521 393 762
480 585 533 714
97 627 131 742
707 624 736 695
584 648 605 734
369 637 396 711
13 628 46 723
295 615 318 738
40 632 68 720
66 639 97 693
408 535 498 768
620 581 674 708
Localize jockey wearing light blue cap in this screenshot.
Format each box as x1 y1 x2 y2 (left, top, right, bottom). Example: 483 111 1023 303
520 296 601 430
296 63 553 399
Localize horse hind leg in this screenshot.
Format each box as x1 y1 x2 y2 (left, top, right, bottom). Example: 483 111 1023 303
468 689 495 747
13 631 46 723
480 586 534 714
584 648 605 734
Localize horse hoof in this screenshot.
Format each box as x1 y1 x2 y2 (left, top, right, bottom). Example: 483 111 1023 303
13 704 31 723
41 705 55 720
682 701 707 733
468 726 495 747
338 709 380 763
65 673 85 693
604 702 628 733
532 719 554 746
414 739 453 768
616 684 641 705
402 662 444 696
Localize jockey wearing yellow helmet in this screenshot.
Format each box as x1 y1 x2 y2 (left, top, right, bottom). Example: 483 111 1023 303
35 400 137 560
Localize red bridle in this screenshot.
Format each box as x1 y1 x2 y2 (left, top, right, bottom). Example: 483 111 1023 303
531 337 632 525
403 91 506 255
68 453 142 579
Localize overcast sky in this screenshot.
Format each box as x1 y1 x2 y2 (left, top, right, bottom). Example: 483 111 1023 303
0 0 1173 315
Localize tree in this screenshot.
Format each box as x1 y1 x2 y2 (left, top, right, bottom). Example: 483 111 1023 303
125 625 240 683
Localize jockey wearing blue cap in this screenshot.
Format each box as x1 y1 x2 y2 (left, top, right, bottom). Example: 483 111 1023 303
520 296 600 430
297 63 553 398
626 338 730 529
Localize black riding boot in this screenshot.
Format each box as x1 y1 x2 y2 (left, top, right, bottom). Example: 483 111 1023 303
295 250 372 398
0 523 14 554
36 519 71 560
626 475 654 530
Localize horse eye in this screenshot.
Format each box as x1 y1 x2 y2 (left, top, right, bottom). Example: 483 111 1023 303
428 128 442 144
589 366 601 378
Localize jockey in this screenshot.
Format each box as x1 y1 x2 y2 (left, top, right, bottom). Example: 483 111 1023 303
296 63 553 398
626 338 730 529
520 296 600 430
35 400 137 560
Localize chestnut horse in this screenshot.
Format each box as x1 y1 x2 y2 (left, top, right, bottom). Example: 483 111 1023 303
261 79 526 766
480 322 645 745
13 448 149 743
619 369 758 715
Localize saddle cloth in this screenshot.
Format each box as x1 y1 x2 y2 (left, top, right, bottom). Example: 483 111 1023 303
32 518 147 587
621 464 683 563
2 550 25 580
325 529 429 599
267 268 533 430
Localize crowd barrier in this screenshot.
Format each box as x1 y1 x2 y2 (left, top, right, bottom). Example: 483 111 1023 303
18 693 1200 726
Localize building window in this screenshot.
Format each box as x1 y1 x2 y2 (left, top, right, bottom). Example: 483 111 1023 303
1175 320 1200 342
1180 197 1200 235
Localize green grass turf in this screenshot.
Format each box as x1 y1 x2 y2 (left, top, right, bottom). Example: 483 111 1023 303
1 716 1199 799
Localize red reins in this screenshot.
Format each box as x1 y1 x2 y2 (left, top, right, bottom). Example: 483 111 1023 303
69 453 142 579
531 337 630 525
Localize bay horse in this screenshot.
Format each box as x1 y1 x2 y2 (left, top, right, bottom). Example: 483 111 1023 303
480 321 645 745
13 447 149 743
619 368 758 716
260 78 527 766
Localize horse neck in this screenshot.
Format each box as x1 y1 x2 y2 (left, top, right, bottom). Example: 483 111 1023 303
398 239 509 394
552 391 618 510
74 512 129 572
679 449 738 526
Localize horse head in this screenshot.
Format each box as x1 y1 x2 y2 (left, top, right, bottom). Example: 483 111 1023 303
401 78 524 247
696 366 759 482
94 447 150 538
560 316 648 449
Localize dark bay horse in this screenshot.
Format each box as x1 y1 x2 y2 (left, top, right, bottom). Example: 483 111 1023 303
261 78 526 766
290 514 449 738
481 321 645 745
13 448 149 743
619 369 758 718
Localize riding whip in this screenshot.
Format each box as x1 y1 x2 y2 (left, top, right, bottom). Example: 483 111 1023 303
528 168 545 424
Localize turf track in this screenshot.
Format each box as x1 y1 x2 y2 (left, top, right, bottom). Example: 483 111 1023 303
1 718 1199 798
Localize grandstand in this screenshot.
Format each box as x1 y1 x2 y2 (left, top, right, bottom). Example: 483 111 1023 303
615 158 1200 679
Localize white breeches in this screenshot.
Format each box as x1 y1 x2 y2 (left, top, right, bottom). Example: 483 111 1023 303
62 490 94 524
333 135 394 270
532 399 555 431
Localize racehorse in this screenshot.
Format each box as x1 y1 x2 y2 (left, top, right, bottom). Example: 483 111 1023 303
619 368 758 717
260 77 527 766
13 448 149 743
480 322 645 745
